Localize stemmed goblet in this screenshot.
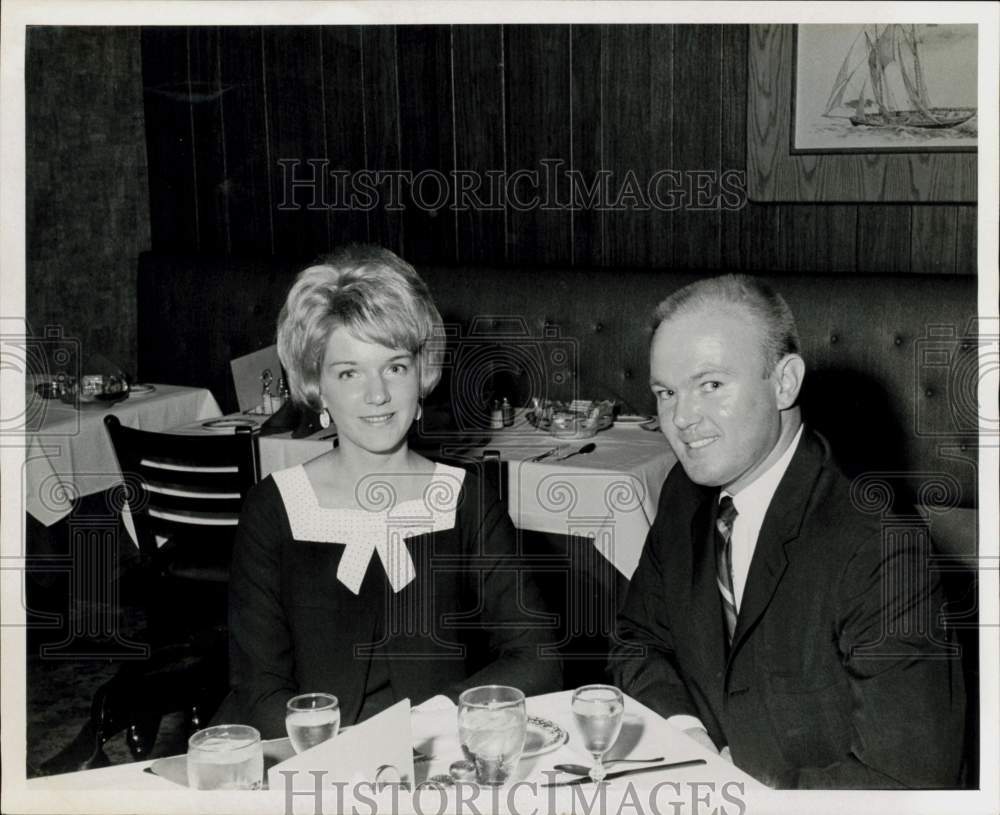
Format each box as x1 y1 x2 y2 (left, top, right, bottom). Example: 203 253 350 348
570 684 624 782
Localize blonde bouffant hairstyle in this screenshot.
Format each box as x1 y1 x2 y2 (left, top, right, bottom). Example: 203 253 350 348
276 245 443 411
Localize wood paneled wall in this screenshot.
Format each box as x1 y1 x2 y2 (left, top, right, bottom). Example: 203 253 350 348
140 24 976 274
26 27 151 375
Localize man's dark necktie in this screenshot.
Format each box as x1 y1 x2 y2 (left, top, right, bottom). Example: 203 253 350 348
715 496 739 644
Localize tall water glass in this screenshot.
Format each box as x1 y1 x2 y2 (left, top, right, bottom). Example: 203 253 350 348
286 693 340 754
457 685 527 786
186 724 263 790
571 685 624 782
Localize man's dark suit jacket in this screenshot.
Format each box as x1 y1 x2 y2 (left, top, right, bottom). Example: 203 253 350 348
610 428 965 788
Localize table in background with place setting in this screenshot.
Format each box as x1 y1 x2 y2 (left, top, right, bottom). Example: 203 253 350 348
444 411 676 581
167 412 335 475
22 382 222 532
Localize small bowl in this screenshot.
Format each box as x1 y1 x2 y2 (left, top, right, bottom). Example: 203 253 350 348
527 408 612 439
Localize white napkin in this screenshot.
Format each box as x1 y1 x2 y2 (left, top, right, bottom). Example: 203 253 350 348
413 695 456 714
267 698 414 792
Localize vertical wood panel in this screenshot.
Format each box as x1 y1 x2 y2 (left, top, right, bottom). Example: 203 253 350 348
777 205 817 272
603 24 673 267
856 206 911 274
142 27 198 250
137 24 972 277
504 25 572 264
671 25 722 269
570 24 604 266
778 204 857 273
219 27 272 254
720 25 748 269
397 25 455 264
955 206 977 276
27 27 149 375
451 26 506 264
188 27 228 253
911 207 958 274
321 26 369 248
264 27 329 255
362 26 403 255
744 203 780 271
814 205 857 273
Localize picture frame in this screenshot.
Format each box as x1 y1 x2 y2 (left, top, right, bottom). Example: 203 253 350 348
747 25 977 202
792 24 977 154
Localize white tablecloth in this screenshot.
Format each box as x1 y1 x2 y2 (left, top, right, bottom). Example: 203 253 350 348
22 385 221 527
24 690 764 808
459 418 677 579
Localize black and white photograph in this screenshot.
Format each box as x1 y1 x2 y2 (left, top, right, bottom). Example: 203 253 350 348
1 3 997 815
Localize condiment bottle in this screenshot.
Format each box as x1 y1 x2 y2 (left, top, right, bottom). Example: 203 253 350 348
501 397 514 427
490 400 504 430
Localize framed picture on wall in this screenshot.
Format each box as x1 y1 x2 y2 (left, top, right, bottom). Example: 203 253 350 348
792 24 977 154
747 24 977 202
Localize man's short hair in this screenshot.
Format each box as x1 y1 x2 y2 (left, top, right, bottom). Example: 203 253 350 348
276 244 443 410
652 274 801 373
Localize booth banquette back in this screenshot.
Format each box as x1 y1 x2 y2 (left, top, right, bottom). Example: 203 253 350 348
138 253 980 551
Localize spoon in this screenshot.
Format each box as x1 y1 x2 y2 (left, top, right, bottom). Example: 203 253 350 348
551 757 665 775
557 442 596 461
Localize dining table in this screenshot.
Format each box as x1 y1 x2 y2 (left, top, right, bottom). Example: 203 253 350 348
22 689 765 812
21 382 222 533
450 413 676 580
167 410 676 581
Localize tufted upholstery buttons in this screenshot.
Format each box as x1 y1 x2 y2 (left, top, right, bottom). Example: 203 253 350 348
830 334 839 344
960 342 972 351
894 335 903 346
594 322 604 333
925 388 934 398
623 369 634 380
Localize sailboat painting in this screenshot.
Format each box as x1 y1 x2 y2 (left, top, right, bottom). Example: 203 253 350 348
792 24 977 152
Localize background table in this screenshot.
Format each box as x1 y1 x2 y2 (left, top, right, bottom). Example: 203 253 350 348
170 413 675 580
167 413 334 474
455 416 676 579
23 385 221 529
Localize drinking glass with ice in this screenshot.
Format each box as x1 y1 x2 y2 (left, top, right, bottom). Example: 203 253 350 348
457 686 527 786
186 724 264 790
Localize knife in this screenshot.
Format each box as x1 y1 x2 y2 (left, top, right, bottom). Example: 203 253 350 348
541 758 707 787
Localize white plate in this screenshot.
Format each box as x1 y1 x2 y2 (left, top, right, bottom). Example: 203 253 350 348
523 716 568 758
129 383 156 396
201 418 258 431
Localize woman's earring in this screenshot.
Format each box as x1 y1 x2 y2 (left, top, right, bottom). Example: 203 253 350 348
415 402 423 422
319 408 331 429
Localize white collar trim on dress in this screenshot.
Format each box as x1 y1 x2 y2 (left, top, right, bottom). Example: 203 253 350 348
272 461 467 595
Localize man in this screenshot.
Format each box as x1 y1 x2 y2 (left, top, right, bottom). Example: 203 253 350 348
609 274 965 788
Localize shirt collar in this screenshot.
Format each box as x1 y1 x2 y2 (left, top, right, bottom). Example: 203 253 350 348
722 424 804 519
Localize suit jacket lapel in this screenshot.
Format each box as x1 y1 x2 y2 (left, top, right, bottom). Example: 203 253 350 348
730 429 826 657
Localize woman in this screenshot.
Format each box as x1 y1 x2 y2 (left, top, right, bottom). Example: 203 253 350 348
226 245 561 738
